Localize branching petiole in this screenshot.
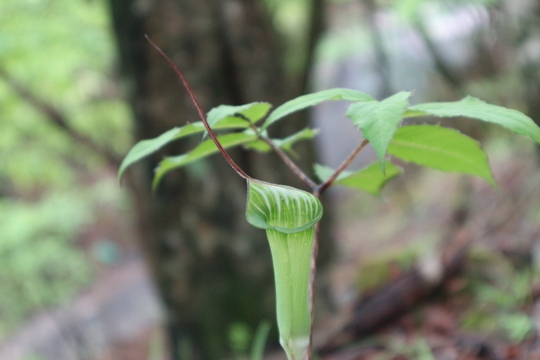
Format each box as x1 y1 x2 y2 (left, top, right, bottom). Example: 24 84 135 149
259 135 319 191
316 138 369 196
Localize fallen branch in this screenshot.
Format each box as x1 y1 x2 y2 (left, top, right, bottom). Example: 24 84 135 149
318 228 471 355
317 169 539 356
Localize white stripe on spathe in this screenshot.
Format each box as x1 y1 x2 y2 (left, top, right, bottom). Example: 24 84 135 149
246 180 322 232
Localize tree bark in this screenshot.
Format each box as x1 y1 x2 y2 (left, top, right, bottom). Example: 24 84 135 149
107 1 327 359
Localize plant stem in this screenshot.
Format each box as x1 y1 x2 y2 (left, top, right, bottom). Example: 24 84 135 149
305 138 368 359
262 136 368 360
315 138 369 196
306 222 321 360
260 136 318 190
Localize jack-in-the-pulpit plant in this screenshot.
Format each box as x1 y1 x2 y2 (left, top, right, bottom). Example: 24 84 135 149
246 181 322 359
118 36 540 360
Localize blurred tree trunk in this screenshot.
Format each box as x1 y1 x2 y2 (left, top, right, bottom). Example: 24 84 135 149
107 1 329 359
521 3 540 161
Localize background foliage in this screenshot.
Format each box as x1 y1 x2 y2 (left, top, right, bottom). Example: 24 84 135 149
0 0 129 339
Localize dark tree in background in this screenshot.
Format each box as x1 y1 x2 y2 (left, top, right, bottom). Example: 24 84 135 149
107 1 326 359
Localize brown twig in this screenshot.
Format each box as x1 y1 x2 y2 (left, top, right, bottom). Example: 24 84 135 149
0 66 121 167
316 138 369 196
259 135 318 190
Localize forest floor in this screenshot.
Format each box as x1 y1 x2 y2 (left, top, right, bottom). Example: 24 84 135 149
313 140 540 360
0 258 162 360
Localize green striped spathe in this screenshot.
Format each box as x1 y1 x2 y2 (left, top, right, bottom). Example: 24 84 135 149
246 180 323 360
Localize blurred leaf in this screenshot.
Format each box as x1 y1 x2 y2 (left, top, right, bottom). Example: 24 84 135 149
314 161 402 196
263 88 374 130
273 128 318 153
152 132 257 190
244 128 318 154
0 0 131 190
264 0 311 73
228 322 251 354
393 0 427 22
316 26 371 63
500 313 533 342
0 190 94 339
207 102 272 127
388 125 495 185
119 127 191 181
250 321 271 360
243 139 272 152
411 337 436 360
0 0 129 341
346 92 411 169
408 96 540 143
118 119 251 181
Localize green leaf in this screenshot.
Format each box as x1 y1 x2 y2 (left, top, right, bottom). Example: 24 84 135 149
243 139 272 152
118 119 251 182
346 92 411 169
250 321 272 360
314 161 402 196
246 180 323 233
388 125 495 185
262 88 374 130
207 102 272 127
273 128 319 153
244 128 319 154
408 96 540 143
152 132 257 190
402 109 428 118
204 102 270 139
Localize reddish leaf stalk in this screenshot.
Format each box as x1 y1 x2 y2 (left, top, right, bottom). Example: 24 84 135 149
145 35 252 181
315 138 369 196
258 135 318 190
